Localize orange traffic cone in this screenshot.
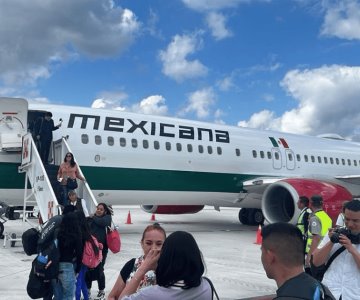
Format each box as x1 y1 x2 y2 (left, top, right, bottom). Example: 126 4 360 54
150 213 156 221
254 225 262 245
125 210 133 224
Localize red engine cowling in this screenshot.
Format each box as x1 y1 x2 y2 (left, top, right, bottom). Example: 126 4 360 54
261 178 352 224
140 205 204 214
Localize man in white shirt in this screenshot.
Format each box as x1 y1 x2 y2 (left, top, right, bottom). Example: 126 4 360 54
312 200 360 300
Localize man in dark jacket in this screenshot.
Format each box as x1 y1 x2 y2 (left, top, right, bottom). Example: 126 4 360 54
34 112 61 164
261 222 335 299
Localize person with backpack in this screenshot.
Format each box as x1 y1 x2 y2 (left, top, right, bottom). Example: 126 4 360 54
75 211 102 300
85 203 112 300
53 211 83 300
24 214 63 300
260 222 335 300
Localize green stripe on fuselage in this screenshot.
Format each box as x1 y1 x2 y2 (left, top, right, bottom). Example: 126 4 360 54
81 166 252 192
0 162 255 193
0 162 25 189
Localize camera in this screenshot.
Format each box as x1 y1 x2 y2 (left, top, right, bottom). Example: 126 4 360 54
330 227 360 244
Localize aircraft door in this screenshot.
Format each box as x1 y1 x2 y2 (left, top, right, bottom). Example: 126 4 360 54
271 148 282 170
285 149 296 170
0 97 28 151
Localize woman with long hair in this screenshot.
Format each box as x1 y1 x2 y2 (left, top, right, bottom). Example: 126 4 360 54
75 211 100 300
85 203 112 300
57 152 85 206
108 223 166 300
120 231 213 300
53 212 83 300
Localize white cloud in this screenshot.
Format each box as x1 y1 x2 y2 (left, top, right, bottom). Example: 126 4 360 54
0 0 140 86
91 91 128 110
182 0 250 12
131 95 168 115
262 93 275 102
28 97 51 104
238 110 279 130
217 76 234 91
2 66 51 86
214 109 226 124
247 62 282 74
206 12 232 40
321 0 360 40
159 33 208 82
180 87 216 119
146 9 163 39
238 65 360 140
91 92 168 116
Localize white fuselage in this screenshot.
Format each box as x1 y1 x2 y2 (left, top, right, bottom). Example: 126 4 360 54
1 102 360 207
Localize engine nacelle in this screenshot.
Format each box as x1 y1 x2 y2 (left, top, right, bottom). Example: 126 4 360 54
262 178 352 224
140 205 204 214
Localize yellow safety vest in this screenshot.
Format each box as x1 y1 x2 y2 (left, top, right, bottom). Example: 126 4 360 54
306 210 332 253
296 207 311 235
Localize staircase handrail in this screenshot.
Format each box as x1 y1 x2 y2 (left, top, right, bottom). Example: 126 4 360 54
19 133 59 222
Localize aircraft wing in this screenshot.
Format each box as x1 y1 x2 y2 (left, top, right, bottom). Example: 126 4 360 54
234 176 285 209
241 176 286 195
334 174 360 186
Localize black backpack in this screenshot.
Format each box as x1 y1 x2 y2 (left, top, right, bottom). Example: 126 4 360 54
27 259 52 299
34 215 62 280
22 228 40 256
34 238 60 280
37 215 62 246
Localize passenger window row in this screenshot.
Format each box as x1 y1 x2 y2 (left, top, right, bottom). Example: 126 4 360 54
81 134 223 155
248 149 359 167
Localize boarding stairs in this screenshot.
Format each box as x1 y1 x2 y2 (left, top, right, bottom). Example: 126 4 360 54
18 133 98 223
3 133 98 247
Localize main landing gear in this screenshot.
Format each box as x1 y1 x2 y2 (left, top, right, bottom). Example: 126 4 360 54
238 208 264 226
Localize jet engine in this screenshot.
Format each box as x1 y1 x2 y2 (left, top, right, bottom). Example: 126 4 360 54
261 178 352 224
140 205 204 214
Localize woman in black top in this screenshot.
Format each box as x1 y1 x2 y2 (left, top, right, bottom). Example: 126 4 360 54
53 212 83 300
85 203 112 300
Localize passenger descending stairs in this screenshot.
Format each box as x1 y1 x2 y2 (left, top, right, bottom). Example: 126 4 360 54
18 133 98 224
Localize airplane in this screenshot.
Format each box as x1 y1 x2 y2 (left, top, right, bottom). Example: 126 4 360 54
0 97 359 228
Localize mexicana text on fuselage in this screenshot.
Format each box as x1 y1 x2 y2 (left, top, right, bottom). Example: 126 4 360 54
68 113 230 143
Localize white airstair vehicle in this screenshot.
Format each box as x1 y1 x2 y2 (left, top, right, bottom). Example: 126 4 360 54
0 97 97 247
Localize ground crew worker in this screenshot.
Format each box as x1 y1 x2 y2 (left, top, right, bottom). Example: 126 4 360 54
305 195 332 273
296 196 311 253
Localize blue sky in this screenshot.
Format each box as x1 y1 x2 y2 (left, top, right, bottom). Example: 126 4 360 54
1 0 360 139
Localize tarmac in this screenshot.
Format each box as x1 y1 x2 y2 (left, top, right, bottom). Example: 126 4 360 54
0 206 276 300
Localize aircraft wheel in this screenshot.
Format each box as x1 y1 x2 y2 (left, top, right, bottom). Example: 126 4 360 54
249 209 264 225
238 208 249 225
10 233 16 247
